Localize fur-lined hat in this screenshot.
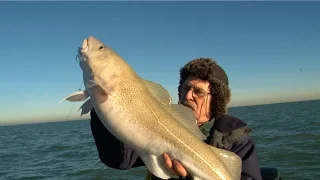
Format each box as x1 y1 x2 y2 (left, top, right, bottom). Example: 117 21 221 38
178 57 230 118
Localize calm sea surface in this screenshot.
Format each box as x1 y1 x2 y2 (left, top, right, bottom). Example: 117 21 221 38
1 100 319 180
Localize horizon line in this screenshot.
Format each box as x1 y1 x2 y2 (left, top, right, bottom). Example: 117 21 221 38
1 98 319 127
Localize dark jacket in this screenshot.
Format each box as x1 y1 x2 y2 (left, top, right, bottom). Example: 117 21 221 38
209 115 263 180
90 109 262 180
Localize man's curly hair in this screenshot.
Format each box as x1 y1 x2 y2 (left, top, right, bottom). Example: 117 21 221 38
178 57 231 118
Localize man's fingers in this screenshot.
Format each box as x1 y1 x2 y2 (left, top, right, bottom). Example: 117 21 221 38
163 153 189 177
163 153 172 168
163 153 180 175
173 160 188 177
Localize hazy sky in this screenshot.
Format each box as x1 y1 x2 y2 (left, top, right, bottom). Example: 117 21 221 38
1 2 319 125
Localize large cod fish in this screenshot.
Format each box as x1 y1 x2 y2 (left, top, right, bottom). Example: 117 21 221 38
62 36 242 180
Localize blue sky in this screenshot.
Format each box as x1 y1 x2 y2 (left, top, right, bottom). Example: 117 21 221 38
1 2 319 125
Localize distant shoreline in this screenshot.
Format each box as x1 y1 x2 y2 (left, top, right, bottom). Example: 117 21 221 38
1 99 319 127
229 98 320 108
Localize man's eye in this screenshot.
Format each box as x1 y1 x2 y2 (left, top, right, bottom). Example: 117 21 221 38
194 89 203 94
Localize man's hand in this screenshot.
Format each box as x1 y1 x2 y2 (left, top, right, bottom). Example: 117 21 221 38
163 153 189 177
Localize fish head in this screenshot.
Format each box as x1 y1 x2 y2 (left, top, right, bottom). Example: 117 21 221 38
77 36 120 90
78 36 111 74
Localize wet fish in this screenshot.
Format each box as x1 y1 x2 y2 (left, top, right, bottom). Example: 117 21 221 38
61 36 242 180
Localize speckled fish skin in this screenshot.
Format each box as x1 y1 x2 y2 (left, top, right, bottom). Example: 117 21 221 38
75 36 242 180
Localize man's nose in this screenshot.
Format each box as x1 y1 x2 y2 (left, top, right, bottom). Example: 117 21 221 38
185 89 194 100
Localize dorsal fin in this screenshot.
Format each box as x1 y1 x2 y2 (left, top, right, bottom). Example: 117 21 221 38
143 79 172 105
165 104 206 141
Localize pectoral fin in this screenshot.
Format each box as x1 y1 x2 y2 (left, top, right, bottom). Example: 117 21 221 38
209 146 242 180
165 104 207 141
59 90 89 103
78 99 92 115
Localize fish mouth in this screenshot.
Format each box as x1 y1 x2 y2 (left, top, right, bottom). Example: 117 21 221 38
81 38 89 54
77 47 85 63
78 38 88 59
77 38 91 73
77 38 90 63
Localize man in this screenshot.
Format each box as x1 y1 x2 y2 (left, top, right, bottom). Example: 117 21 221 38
90 57 263 180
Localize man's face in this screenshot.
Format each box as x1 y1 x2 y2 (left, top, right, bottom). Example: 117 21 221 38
179 76 212 126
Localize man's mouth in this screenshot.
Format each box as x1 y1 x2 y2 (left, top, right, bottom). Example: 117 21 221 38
186 104 195 111
181 101 199 120
182 101 196 111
